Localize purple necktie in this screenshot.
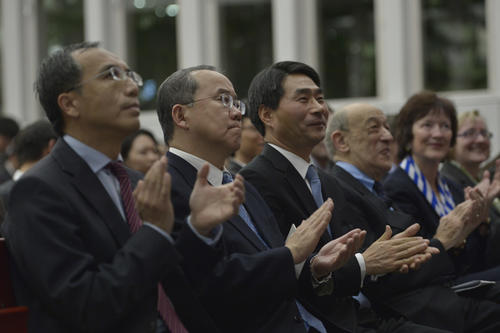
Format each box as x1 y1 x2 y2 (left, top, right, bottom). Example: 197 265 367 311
107 161 188 333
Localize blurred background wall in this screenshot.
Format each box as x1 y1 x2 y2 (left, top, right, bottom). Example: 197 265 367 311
2 0 500 159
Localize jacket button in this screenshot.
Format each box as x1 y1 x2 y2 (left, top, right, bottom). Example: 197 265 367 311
293 315 303 323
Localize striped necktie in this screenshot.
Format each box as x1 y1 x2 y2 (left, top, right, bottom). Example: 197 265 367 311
107 161 188 333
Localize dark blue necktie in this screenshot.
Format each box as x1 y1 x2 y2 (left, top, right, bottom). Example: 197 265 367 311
373 181 393 209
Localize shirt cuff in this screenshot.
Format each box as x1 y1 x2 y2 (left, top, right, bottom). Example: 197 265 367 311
143 222 174 243
187 215 223 246
355 252 366 288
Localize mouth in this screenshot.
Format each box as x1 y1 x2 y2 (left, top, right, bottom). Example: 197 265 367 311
308 121 326 128
122 102 141 114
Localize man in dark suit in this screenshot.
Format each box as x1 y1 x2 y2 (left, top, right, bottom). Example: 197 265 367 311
1 42 245 333
156 65 370 333
241 61 450 332
324 102 500 332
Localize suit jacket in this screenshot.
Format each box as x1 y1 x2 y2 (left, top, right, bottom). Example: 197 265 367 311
0 178 14 210
240 144 363 333
167 151 320 333
383 166 488 276
331 165 474 331
441 161 500 267
1 139 219 333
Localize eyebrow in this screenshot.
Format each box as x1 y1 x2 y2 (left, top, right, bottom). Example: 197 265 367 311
363 116 388 127
293 88 323 96
215 88 237 98
95 63 129 74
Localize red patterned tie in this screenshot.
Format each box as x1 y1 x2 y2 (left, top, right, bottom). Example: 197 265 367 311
107 161 188 333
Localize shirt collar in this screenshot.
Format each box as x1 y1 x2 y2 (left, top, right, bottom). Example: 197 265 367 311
169 147 224 186
269 143 311 179
335 161 376 194
63 135 122 173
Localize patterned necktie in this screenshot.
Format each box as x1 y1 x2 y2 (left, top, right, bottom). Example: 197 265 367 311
305 165 331 237
107 161 188 333
373 181 393 209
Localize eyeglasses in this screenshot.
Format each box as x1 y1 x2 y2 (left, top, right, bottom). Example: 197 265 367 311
188 93 246 115
457 128 493 140
65 66 143 92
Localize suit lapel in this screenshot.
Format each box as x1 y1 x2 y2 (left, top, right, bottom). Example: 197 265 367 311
243 188 283 248
262 144 332 244
167 151 273 251
262 145 319 215
332 165 415 235
51 139 131 246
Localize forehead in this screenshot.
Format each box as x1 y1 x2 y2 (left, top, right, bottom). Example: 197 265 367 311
72 48 127 76
282 74 320 95
192 70 235 96
417 109 451 122
349 106 385 127
460 116 487 129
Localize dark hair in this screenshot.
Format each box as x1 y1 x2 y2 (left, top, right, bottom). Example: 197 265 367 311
156 65 216 144
14 120 57 166
0 117 19 139
396 91 457 161
247 61 321 136
121 128 158 160
34 41 100 136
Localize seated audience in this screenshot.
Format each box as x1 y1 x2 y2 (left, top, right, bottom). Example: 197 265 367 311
0 120 57 206
441 110 500 267
225 116 264 175
0 116 20 184
156 64 366 333
326 102 500 332
2 41 243 333
383 91 500 284
241 61 444 332
121 128 160 174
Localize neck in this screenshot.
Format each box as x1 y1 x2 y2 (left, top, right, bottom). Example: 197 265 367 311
233 151 253 165
66 130 122 160
457 160 481 180
170 137 227 169
19 162 36 173
265 135 311 162
337 156 385 181
412 154 439 191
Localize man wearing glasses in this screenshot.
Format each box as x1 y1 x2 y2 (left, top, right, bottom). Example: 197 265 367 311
2 42 245 333
156 65 371 333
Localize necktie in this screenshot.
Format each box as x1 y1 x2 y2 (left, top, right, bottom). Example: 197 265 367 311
222 172 326 333
305 165 331 237
373 181 393 209
107 161 188 333
306 165 324 208
222 171 269 248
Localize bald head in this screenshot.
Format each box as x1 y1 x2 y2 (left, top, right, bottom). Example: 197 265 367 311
326 103 394 180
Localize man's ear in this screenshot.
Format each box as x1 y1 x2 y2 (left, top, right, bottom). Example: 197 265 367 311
171 104 188 130
57 92 80 119
331 130 350 153
258 105 273 130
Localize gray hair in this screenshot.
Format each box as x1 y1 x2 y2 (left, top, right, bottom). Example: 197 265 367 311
325 108 349 158
156 65 216 144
